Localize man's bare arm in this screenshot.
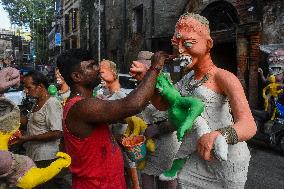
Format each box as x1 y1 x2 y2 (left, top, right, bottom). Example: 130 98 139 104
15 131 62 144
73 70 159 124
69 52 167 125
150 89 169 111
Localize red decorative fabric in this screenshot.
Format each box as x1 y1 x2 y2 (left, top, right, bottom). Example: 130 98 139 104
63 96 126 189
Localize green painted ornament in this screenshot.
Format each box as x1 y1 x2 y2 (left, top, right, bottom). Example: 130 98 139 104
48 85 58 96
156 72 204 141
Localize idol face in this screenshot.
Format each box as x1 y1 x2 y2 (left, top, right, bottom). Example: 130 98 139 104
99 60 117 83
268 49 284 76
171 16 212 69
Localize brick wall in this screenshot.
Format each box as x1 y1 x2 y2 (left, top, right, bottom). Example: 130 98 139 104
249 33 261 107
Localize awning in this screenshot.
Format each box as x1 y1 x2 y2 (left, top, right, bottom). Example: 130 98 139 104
260 43 284 54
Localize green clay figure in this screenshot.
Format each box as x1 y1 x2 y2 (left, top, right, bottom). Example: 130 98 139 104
156 72 205 141
156 73 228 180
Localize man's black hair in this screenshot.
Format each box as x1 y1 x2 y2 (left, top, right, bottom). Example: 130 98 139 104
24 70 49 89
56 48 93 86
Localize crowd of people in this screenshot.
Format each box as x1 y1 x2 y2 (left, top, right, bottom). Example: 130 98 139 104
0 13 257 189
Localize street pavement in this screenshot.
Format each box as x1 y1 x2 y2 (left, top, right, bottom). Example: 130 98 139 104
245 141 284 189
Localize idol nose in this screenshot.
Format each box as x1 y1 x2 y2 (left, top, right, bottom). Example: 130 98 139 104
178 41 185 54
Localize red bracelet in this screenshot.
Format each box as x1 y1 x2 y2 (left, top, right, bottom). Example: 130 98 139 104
148 66 161 74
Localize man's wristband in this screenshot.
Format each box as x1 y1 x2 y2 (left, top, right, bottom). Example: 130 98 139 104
148 66 161 75
216 126 238 144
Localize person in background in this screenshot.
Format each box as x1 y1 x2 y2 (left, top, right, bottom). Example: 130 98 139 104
16 70 69 189
55 68 71 105
0 68 70 189
56 48 166 189
100 59 140 189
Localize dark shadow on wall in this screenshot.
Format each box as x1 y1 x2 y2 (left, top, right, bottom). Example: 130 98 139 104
211 42 238 74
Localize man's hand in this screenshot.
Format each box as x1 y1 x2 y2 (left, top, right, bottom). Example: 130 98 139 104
197 131 221 161
13 135 30 145
0 67 20 94
151 51 168 70
129 61 149 81
129 51 169 81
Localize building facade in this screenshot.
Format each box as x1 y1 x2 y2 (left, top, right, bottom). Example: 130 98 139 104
0 28 32 68
48 0 81 65
0 29 13 62
62 0 81 50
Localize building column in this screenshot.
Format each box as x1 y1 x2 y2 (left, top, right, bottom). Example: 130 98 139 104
236 36 249 96
248 33 261 108
70 38 72 49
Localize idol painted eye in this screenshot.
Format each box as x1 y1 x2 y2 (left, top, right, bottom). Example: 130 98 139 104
184 41 193 48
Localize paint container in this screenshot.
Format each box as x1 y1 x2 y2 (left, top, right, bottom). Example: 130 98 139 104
122 135 146 162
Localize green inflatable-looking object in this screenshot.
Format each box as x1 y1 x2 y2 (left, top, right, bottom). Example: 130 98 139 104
156 72 204 141
48 85 58 96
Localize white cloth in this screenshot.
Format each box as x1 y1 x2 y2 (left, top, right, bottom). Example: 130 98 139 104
24 97 63 161
175 72 251 189
141 105 181 176
58 89 71 104
141 131 181 176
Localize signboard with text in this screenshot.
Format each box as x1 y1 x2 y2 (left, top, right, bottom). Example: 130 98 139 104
55 33 61 46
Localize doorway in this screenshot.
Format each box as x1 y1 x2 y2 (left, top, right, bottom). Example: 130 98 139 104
200 0 240 74
211 41 237 74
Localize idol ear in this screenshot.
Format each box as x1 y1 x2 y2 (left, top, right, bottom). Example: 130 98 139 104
207 38 213 50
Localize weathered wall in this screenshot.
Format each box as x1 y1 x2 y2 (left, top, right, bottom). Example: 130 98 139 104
81 0 188 73
262 0 284 44
185 0 260 24
153 1 187 37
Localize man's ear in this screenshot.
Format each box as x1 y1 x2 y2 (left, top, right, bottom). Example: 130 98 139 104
38 83 46 90
71 72 82 83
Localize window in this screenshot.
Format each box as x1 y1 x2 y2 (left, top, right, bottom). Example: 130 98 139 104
72 8 79 31
71 37 78 49
64 14 70 34
133 5 143 34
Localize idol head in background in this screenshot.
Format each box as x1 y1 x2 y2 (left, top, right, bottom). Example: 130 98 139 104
268 49 284 82
259 48 284 84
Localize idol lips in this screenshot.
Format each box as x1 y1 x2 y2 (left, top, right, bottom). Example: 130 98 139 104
174 55 193 67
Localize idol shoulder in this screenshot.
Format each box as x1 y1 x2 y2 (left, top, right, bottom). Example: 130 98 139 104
215 68 240 82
